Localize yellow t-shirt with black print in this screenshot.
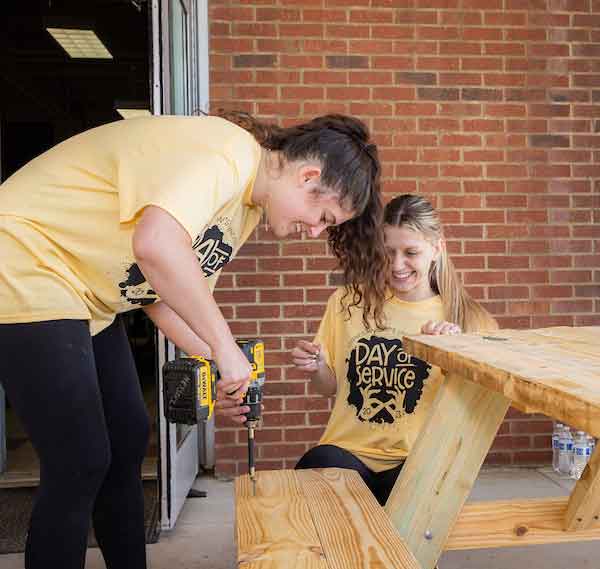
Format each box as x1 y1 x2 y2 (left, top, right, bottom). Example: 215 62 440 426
0 115 262 334
315 287 446 472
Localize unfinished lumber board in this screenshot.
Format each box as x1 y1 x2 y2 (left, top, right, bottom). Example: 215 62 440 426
236 468 421 569
385 372 510 569
236 469 327 568
565 444 600 530
446 497 600 550
402 327 600 437
533 326 600 355
298 469 421 569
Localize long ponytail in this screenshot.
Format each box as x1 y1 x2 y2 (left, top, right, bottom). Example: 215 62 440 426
432 247 497 333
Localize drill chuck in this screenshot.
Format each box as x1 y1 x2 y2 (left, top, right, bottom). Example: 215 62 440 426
244 384 263 423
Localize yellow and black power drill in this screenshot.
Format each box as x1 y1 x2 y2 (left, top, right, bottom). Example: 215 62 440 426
162 339 265 483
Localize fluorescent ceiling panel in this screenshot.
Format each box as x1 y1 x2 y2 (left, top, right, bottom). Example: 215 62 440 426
116 108 152 119
46 28 113 59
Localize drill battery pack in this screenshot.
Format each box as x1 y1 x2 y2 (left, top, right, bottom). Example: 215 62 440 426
163 357 218 425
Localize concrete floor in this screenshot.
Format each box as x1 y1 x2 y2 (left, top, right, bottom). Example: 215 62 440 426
0 466 598 568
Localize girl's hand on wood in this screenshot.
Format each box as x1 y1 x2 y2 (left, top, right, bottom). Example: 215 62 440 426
421 320 461 336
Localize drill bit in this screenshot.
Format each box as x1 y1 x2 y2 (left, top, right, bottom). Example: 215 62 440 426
248 422 256 496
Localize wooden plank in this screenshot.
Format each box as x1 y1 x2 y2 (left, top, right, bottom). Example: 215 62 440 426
446 497 600 550
236 468 421 569
402 327 600 437
565 444 600 530
298 469 421 569
532 326 600 357
235 470 327 568
385 372 510 569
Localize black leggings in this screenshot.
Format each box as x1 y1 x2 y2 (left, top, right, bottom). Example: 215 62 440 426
296 444 404 506
0 317 150 569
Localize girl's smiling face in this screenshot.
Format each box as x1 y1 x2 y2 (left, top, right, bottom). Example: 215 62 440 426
264 162 355 239
384 224 441 302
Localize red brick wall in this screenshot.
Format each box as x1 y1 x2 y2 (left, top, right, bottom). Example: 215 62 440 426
209 0 600 475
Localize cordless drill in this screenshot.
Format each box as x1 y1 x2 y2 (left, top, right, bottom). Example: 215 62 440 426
162 339 265 483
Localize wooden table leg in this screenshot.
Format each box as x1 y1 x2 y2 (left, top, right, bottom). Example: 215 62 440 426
384 372 511 569
565 444 600 530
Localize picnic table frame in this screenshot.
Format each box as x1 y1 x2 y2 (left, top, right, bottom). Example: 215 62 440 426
385 326 600 569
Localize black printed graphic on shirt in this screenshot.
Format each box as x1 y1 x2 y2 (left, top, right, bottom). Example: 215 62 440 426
346 335 432 424
192 224 233 277
119 263 157 306
119 221 236 306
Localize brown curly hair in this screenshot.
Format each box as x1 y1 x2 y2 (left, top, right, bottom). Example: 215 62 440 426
212 109 388 329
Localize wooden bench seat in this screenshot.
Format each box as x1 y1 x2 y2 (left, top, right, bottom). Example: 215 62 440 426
235 468 421 569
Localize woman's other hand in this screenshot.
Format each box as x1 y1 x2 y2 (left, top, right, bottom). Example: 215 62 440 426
421 320 461 335
214 395 249 424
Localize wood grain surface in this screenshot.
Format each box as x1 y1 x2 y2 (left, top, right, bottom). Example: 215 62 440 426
402 327 600 436
236 468 421 569
565 443 600 530
385 372 510 569
447 496 600 549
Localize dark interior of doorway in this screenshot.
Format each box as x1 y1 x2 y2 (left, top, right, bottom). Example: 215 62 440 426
0 0 160 551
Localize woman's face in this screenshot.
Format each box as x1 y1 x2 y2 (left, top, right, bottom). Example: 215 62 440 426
265 162 355 238
384 224 441 302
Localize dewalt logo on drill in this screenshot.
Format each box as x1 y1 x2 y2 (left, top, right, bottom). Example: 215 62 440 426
197 360 209 407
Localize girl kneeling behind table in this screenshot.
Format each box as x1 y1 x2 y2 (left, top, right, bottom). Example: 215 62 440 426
292 193 498 506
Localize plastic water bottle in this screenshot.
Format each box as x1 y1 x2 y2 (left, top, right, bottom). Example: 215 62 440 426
552 422 564 473
558 426 573 476
572 431 591 480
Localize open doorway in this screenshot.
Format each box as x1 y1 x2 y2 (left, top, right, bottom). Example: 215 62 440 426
0 0 160 550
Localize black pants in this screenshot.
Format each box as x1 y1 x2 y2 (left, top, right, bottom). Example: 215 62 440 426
0 317 150 569
296 444 404 506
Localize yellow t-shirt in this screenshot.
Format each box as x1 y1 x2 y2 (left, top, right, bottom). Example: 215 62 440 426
0 115 262 334
315 288 446 472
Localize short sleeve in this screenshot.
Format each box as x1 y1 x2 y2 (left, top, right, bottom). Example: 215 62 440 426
117 147 239 240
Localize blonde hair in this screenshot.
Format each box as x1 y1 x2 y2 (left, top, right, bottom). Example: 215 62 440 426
384 194 498 333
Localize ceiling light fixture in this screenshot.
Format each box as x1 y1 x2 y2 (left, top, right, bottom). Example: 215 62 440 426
114 100 152 119
116 108 152 119
46 28 113 59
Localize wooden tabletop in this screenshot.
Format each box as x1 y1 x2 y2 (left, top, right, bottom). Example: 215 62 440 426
402 326 600 437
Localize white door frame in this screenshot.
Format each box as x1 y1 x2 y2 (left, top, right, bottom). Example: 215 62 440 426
0 121 5 474
151 0 211 530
